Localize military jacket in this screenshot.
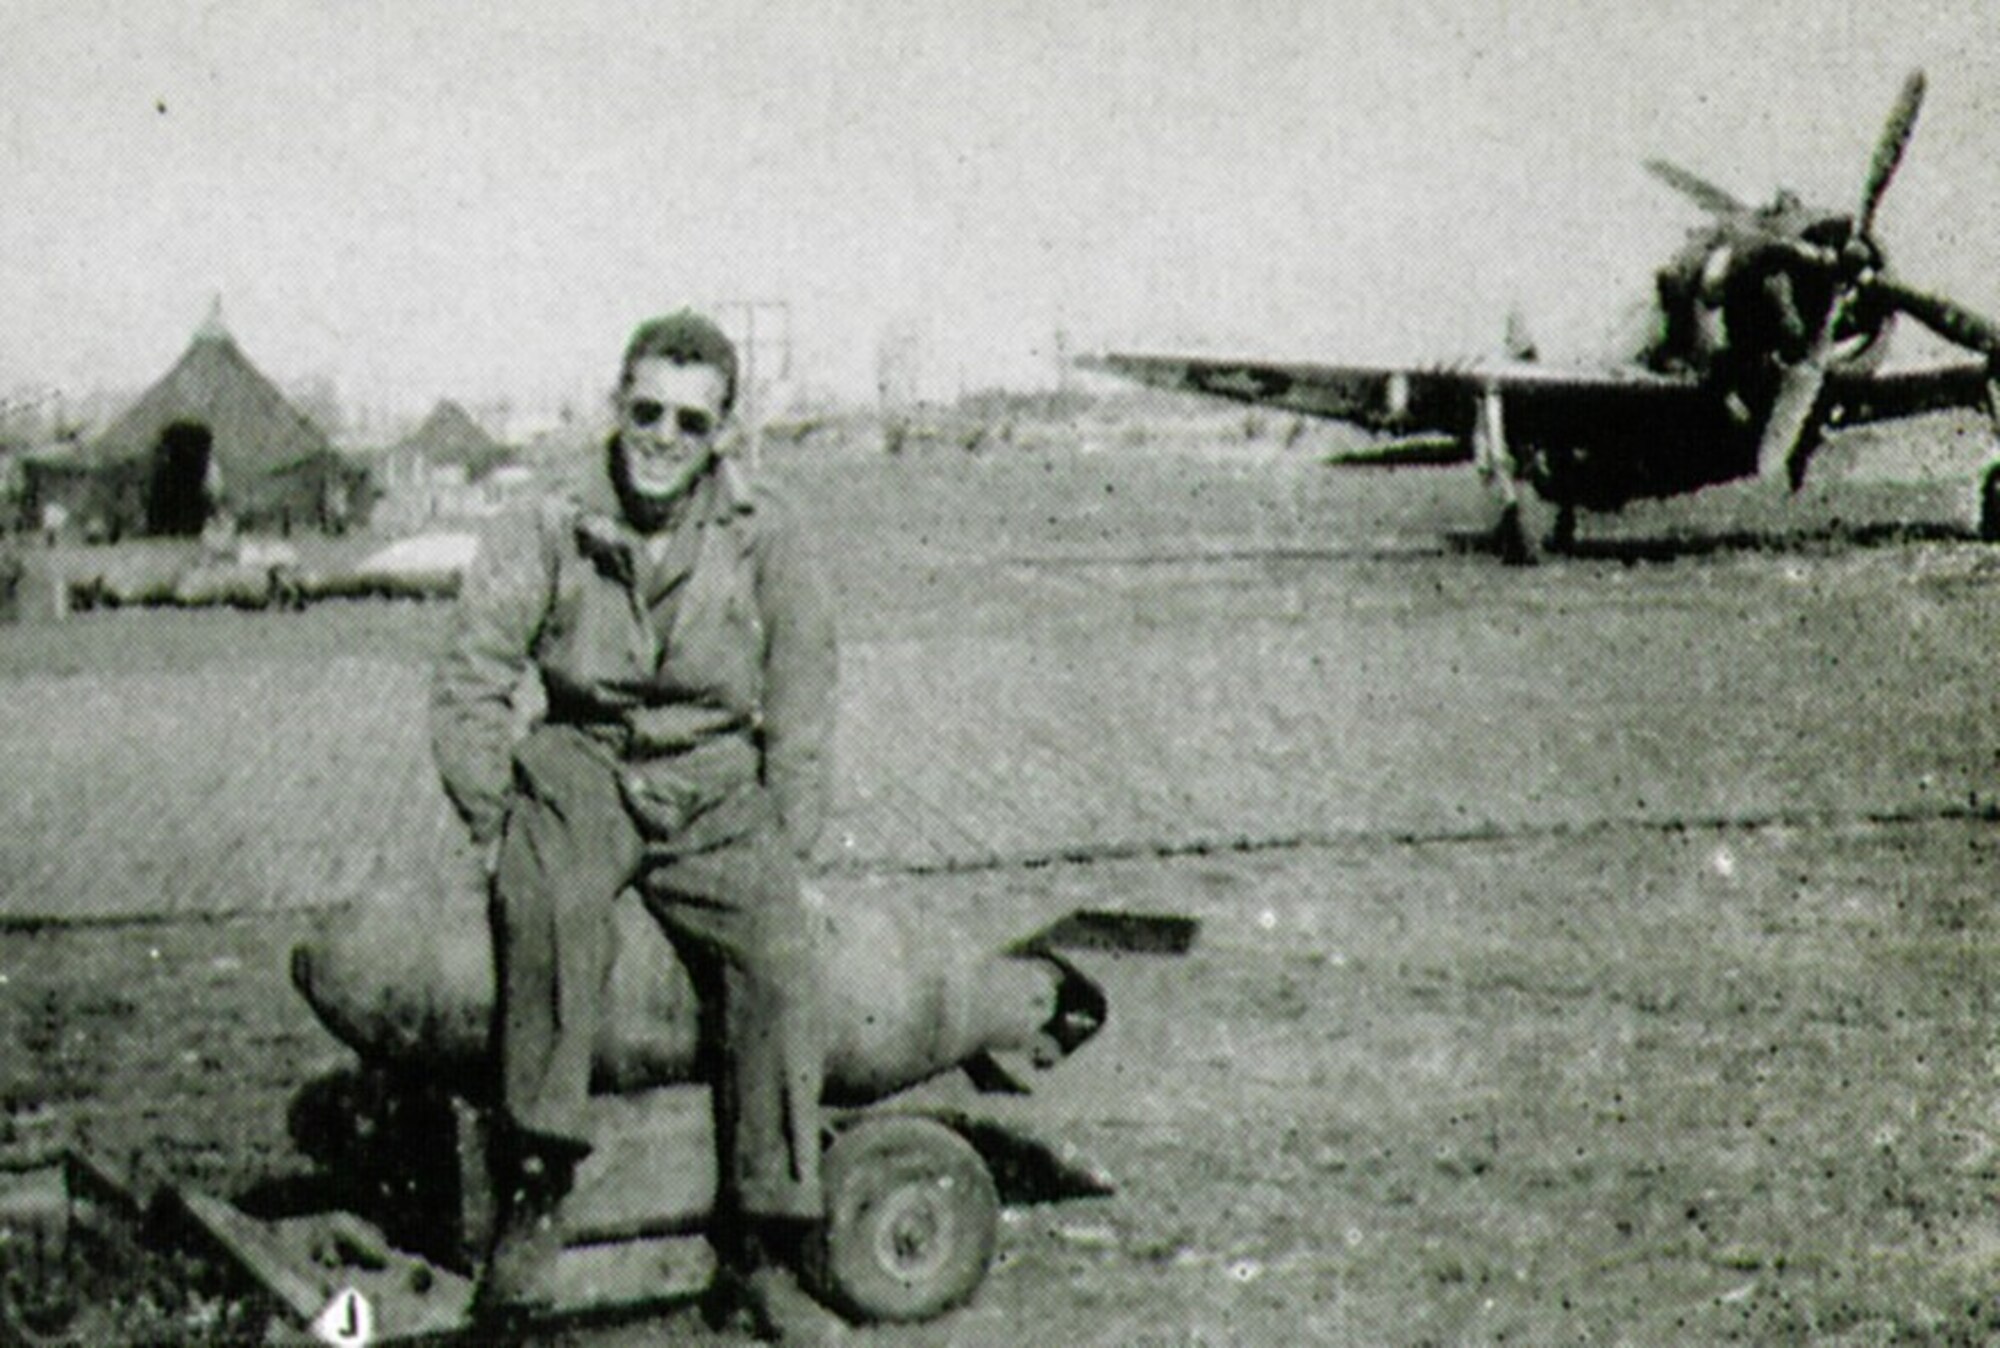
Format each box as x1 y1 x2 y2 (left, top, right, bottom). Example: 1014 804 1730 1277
430 444 837 855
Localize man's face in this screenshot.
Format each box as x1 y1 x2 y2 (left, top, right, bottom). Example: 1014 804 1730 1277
614 357 729 505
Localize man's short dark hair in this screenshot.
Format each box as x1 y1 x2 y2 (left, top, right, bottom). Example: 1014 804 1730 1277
619 310 739 413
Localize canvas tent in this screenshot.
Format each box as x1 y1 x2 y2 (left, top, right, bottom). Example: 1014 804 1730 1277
22 307 370 538
373 398 524 527
387 399 513 485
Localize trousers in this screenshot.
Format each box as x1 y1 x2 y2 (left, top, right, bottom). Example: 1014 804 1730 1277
490 723 824 1220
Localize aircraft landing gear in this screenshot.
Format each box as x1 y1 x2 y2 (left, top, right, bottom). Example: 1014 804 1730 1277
1475 383 1546 565
1489 500 1575 563
1491 503 1539 565
1550 504 1578 554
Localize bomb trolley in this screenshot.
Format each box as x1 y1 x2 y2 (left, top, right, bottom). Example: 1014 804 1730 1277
23 897 1193 1342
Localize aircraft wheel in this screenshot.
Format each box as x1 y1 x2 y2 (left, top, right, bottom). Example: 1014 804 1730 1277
808 1116 999 1324
1550 505 1579 554
1978 463 2000 542
1492 502 1541 565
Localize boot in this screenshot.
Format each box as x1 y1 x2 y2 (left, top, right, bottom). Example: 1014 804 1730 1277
469 1133 589 1325
704 1218 850 1345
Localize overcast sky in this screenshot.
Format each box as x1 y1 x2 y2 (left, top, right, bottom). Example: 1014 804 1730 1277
5 0 1999 419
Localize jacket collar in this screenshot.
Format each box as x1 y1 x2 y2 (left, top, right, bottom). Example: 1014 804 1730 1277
570 436 754 582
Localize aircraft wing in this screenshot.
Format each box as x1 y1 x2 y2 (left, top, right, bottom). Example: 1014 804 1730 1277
1079 351 1701 464
1823 358 1993 427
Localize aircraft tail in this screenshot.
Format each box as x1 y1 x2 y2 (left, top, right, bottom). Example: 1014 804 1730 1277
1505 306 1540 362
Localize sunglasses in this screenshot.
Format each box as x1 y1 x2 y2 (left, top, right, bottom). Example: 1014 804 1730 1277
624 399 718 438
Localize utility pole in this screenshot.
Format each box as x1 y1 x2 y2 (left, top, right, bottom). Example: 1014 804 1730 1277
709 299 792 470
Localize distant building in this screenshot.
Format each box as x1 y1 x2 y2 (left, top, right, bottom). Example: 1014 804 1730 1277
374 398 530 527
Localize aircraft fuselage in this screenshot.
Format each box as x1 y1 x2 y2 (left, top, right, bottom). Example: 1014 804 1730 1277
1511 385 1762 511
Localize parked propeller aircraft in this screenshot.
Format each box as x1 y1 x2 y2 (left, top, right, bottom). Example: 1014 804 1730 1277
1083 71 2000 561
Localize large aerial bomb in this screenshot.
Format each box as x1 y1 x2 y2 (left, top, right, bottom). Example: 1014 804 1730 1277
59 893 1198 1341
292 889 1179 1106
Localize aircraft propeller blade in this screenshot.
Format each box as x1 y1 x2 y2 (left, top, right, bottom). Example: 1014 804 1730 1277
1643 159 1749 216
1855 70 1925 241
1867 275 2000 357
1755 362 1825 487
1754 70 1929 488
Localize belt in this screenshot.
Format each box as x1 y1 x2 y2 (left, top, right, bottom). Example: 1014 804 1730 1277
546 704 755 759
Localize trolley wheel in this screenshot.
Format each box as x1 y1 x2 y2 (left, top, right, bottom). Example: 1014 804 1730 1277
807 1116 999 1324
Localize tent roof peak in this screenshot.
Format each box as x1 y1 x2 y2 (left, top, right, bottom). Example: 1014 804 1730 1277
194 295 230 344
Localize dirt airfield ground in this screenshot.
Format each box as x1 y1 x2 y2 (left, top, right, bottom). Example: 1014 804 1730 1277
4 411 2000 1344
